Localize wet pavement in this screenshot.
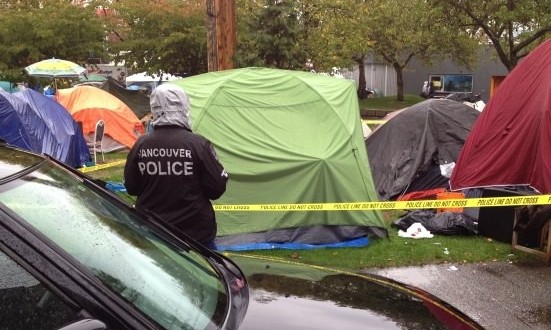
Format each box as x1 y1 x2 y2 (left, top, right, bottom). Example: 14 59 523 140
362 261 551 329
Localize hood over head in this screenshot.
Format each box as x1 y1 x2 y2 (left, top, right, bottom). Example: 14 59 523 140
150 83 191 129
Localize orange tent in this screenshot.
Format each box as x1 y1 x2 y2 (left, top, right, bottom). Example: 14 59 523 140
56 86 144 151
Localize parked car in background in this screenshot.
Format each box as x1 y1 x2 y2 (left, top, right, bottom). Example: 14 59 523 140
0 143 483 329
0 143 248 330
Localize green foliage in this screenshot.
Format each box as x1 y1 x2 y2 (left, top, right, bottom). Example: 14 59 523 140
1 0 549 85
367 0 443 62
285 0 478 100
431 0 551 71
0 1 106 82
363 0 478 100
302 0 371 72
235 0 308 69
102 0 208 76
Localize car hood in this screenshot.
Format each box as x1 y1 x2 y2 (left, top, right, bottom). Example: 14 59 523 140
226 254 482 330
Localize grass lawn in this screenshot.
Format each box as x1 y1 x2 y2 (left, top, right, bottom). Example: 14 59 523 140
358 94 425 113
231 226 531 271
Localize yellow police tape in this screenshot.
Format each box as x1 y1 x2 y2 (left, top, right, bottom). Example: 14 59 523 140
74 159 549 211
213 195 551 211
363 119 386 125
78 160 126 173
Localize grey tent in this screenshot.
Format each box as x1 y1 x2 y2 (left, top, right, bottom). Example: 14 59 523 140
366 98 480 200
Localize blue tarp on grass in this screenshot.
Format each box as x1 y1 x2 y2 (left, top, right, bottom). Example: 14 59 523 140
215 237 370 251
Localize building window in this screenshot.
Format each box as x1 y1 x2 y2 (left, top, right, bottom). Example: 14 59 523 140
430 74 473 93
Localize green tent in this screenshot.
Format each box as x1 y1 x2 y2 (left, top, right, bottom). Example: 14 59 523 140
171 67 387 248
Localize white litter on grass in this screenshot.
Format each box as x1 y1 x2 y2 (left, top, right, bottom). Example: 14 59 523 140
398 223 434 239
440 162 455 178
444 248 450 255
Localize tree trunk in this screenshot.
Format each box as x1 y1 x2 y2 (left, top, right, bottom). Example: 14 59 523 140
393 62 404 101
355 55 368 99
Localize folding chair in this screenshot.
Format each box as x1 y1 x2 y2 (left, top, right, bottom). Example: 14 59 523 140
91 119 105 164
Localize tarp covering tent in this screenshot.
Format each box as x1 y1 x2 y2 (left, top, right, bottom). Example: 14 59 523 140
75 74 107 89
366 99 480 201
105 77 151 119
56 85 144 152
0 93 35 150
450 38 551 193
125 72 180 96
0 89 90 167
126 71 180 83
170 67 387 249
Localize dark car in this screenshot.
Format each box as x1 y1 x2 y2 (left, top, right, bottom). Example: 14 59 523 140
228 254 483 330
0 143 483 330
0 144 248 330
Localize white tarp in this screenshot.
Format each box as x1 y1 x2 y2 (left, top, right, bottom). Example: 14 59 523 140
126 72 180 83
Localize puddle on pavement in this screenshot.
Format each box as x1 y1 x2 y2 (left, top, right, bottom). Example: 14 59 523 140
513 260 549 268
525 305 551 327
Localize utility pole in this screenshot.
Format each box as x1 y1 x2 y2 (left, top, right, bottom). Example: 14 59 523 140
206 0 236 72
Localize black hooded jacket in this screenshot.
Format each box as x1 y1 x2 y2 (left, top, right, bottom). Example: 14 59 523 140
124 125 228 244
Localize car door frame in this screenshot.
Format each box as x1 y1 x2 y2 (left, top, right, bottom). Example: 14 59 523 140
0 206 157 330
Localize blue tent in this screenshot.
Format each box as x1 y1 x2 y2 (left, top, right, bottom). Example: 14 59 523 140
0 89 90 167
0 94 36 150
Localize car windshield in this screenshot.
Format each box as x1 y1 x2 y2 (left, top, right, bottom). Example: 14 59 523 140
0 152 228 330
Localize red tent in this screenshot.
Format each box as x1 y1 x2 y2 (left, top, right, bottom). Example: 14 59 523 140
450 38 551 193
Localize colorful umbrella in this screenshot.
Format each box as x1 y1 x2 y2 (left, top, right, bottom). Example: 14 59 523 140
25 58 87 90
24 58 86 78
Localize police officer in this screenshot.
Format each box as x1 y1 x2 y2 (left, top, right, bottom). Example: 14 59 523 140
124 84 228 248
